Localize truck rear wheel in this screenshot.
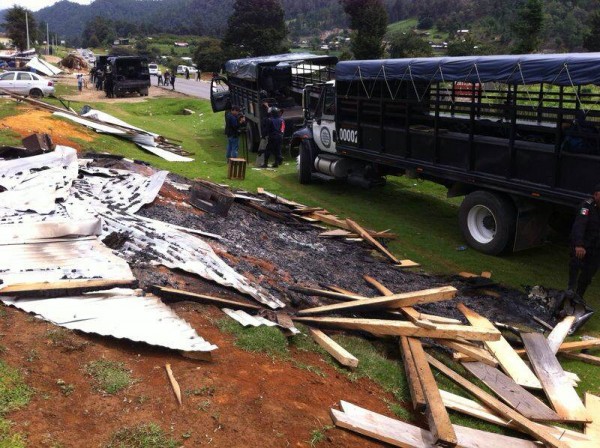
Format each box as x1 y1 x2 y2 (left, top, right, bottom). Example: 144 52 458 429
298 140 314 184
459 191 516 255
245 122 259 153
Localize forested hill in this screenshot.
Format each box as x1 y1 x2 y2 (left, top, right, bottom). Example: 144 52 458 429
32 0 599 52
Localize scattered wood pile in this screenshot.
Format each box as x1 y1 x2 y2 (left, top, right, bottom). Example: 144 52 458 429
280 273 600 447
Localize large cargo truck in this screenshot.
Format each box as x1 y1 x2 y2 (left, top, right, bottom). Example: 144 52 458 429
107 56 150 97
210 53 338 152
291 54 600 254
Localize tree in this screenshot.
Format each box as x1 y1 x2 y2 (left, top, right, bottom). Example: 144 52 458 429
81 16 116 48
584 11 600 51
3 6 36 52
511 0 544 53
222 0 288 59
193 37 226 72
447 36 478 56
388 32 433 58
341 0 388 59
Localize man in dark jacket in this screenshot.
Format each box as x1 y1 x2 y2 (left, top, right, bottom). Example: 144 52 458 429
261 107 285 168
225 106 245 160
568 183 600 298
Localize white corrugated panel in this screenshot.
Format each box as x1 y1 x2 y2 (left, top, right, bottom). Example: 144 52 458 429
1 289 217 352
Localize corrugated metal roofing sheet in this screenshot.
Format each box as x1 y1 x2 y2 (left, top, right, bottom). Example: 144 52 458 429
1 289 217 352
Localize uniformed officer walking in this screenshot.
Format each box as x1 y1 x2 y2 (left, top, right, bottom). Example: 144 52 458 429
567 183 600 298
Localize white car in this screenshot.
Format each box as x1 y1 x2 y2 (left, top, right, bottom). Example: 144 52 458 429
176 65 198 75
0 71 55 98
148 63 161 76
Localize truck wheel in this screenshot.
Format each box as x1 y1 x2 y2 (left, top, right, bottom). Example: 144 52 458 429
245 122 259 153
140 88 148 96
298 140 314 184
459 191 516 255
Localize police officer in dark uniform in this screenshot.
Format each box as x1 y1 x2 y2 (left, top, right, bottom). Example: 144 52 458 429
567 183 600 299
104 64 114 98
261 107 284 168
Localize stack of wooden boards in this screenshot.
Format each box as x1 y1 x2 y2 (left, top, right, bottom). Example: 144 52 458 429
289 275 600 448
256 188 419 267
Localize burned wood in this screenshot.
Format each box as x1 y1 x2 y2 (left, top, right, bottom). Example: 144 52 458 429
288 285 366 301
189 180 235 217
0 279 137 298
153 286 262 311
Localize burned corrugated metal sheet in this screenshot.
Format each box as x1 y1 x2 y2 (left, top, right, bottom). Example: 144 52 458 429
1 289 217 352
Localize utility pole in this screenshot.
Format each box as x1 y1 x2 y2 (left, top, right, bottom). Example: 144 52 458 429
46 23 50 56
25 11 30 50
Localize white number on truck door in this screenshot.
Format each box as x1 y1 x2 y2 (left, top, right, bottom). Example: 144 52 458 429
339 128 358 145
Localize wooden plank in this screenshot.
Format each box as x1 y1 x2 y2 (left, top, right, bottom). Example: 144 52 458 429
319 229 397 239
547 316 576 353
426 354 569 448
297 286 457 315
363 275 462 328
0 279 136 297
165 364 182 407
288 285 366 301
332 400 540 448
439 340 499 367
307 327 358 368
293 316 501 341
440 390 590 442
346 218 399 264
407 338 457 447
324 285 361 296
561 352 600 366
461 361 561 421
584 393 600 440
457 303 541 389
516 339 600 356
399 336 426 412
521 332 590 423
154 286 262 311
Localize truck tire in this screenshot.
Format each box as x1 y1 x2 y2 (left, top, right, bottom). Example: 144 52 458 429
245 122 259 153
298 140 314 184
458 191 516 255
140 88 148 96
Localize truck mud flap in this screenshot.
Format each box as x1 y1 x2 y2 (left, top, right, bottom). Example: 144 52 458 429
513 202 552 252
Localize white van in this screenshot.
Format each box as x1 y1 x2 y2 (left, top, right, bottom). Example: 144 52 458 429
148 63 161 76
176 65 197 75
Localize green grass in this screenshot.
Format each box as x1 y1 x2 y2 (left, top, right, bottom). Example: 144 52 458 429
308 424 334 447
387 18 419 34
216 318 289 358
84 360 136 395
0 362 32 448
104 423 178 448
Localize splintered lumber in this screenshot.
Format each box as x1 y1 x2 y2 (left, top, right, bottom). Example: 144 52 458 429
256 187 304 207
407 338 457 447
461 361 561 421
288 285 366 301
307 327 358 368
585 393 600 440
165 364 182 406
439 340 499 367
154 286 262 311
363 275 461 325
325 285 362 296
297 286 457 315
561 352 600 366
426 354 569 448
547 316 576 353
292 317 501 341
399 336 426 411
521 332 590 423
331 400 540 448
457 303 541 389
346 218 399 264
439 390 590 443
318 229 397 239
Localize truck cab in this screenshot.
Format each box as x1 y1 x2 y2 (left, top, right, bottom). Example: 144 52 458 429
107 56 151 97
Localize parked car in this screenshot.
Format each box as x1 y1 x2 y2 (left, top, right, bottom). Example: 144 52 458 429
148 63 161 76
0 71 55 98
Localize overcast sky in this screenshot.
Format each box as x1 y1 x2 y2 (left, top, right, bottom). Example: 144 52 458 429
4 1 93 12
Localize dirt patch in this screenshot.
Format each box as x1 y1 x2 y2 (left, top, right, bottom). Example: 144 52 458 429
1 108 95 148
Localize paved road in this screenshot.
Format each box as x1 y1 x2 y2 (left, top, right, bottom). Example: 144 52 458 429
156 77 211 100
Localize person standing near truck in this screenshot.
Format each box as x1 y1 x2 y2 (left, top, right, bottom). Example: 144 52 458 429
170 71 176 90
261 107 285 168
225 106 245 160
567 183 600 299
